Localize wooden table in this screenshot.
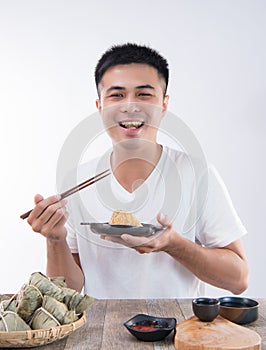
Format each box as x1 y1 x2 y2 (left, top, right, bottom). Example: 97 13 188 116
11 298 266 350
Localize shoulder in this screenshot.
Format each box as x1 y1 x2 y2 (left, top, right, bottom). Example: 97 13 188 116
162 145 209 178
162 145 189 166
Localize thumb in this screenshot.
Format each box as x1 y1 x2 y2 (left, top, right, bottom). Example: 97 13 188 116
34 194 44 205
157 212 172 227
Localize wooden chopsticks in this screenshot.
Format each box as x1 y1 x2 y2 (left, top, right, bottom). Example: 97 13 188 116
20 169 111 220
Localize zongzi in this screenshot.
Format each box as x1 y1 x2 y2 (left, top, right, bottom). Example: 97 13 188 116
29 272 65 302
43 295 78 324
30 307 60 330
17 284 43 323
0 295 17 313
49 276 67 288
62 287 96 314
0 311 31 331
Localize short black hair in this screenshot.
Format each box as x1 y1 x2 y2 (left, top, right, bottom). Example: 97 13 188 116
95 43 169 95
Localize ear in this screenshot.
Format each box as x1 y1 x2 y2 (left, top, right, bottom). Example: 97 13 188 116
162 95 169 116
96 99 101 111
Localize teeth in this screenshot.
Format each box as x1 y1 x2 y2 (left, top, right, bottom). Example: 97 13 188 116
119 121 144 129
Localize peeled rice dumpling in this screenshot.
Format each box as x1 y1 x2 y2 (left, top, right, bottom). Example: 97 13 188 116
109 210 142 226
30 307 60 330
0 311 31 331
17 284 43 323
62 287 96 314
29 272 65 302
43 295 78 324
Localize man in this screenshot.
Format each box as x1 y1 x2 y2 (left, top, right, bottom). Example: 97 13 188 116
27 43 249 298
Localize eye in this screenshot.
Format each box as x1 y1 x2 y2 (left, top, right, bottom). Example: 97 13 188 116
109 93 124 98
138 93 152 97
108 93 124 99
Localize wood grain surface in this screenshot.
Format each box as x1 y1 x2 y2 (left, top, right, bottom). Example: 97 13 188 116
174 315 261 349
2 298 266 350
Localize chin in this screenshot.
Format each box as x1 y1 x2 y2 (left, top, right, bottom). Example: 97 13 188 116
115 138 145 150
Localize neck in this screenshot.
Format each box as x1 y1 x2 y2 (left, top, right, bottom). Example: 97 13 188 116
111 142 162 193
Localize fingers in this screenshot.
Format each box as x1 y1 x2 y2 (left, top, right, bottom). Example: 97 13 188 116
39 211 69 239
44 204 68 228
100 233 149 247
120 234 150 247
28 195 62 223
27 194 68 235
100 234 132 247
34 194 44 205
38 199 67 226
101 214 174 254
102 233 157 252
157 212 172 228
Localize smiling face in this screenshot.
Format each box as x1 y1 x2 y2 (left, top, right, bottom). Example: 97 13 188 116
96 64 169 149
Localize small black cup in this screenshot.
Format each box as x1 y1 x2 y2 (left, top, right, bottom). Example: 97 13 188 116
192 297 220 322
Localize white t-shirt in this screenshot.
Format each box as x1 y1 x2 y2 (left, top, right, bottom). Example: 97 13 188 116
65 146 247 299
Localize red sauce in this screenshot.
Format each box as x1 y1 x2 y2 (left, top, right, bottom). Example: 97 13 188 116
130 325 158 331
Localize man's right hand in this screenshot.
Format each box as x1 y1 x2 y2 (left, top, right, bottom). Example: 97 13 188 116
27 194 68 241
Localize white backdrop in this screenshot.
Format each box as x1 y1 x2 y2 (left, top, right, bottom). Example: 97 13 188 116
0 0 265 297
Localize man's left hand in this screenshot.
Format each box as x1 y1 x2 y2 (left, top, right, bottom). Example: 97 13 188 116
100 213 175 254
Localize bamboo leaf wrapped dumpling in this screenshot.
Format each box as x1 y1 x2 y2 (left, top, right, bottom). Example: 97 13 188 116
30 307 60 330
43 295 78 324
75 294 96 314
0 311 31 331
62 288 79 308
63 309 79 324
49 276 67 288
62 288 96 314
0 295 17 313
17 284 43 323
0 295 10 303
29 272 65 302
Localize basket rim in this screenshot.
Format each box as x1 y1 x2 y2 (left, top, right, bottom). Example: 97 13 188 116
0 311 86 337
0 288 89 348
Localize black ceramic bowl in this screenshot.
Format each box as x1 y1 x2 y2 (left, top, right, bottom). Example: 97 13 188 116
124 314 176 342
219 296 259 325
192 297 220 322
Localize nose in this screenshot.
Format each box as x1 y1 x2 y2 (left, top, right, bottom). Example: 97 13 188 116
120 100 141 114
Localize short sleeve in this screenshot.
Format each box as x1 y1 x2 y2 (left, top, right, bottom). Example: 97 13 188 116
66 221 79 253
197 165 247 248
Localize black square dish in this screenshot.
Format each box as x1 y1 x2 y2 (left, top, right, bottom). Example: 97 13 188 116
124 313 176 342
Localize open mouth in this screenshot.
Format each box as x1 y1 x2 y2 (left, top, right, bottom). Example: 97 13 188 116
118 121 144 129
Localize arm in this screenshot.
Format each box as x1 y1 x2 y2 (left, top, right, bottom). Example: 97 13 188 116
102 213 249 294
162 229 249 295
46 240 84 292
27 194 84 292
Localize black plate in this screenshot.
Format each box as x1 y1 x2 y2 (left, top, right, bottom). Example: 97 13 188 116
124 313 176 342
219 296 259 324
80 223 165 237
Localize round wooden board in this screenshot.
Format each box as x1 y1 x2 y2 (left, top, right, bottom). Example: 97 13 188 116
174 315 261 350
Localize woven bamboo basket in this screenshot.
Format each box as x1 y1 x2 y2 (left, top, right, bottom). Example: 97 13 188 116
0 312 86 348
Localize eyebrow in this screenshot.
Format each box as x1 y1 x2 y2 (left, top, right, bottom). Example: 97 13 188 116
135 84 155 90
106 84 155 94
